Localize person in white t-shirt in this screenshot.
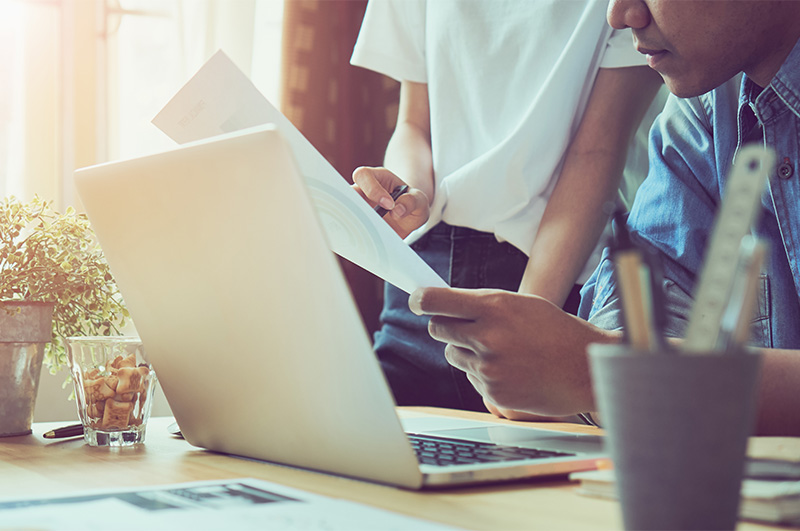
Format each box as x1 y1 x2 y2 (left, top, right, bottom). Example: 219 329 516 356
349 0 663 416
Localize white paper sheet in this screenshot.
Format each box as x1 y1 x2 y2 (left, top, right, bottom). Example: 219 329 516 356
0 478 458 530
152 50 447 294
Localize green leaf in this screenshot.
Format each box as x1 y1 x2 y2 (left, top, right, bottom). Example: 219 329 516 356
0 196 129 376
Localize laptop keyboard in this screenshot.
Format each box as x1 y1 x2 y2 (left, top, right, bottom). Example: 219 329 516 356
408 433 575 467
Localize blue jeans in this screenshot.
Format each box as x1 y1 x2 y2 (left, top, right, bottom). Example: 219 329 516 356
373 222 581 411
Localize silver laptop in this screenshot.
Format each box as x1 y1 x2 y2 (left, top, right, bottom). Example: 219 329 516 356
74 125 605 489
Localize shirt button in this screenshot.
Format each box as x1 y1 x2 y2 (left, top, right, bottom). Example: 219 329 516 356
778 162 793 180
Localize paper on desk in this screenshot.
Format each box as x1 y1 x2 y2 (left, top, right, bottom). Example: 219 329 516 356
152 50 447 294
0 478 458 530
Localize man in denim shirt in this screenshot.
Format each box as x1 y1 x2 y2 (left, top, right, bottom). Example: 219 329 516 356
408 0 800 435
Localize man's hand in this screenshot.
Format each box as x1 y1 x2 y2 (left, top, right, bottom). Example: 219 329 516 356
409 287 619 417
352 166 430 239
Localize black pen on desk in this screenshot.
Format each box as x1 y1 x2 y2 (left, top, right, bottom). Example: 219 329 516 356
374 184 409 218
610 208 655 351
43 423 84 439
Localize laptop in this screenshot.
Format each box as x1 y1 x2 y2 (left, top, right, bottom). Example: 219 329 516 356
74 125 605 489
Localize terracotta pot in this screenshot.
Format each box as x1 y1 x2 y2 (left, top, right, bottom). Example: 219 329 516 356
0 301 55 437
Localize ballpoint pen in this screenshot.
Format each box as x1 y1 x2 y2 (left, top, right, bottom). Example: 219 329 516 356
43 423 84 439
374 184 409 218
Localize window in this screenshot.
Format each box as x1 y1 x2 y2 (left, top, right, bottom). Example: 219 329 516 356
0 0 61 202
106 0 285 161
7 0 286 422
0 0 284 209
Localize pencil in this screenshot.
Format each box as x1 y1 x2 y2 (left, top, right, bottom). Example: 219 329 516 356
610 208 655 351
43 423 84 439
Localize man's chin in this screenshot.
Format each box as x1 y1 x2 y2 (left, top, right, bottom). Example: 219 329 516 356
662 76 724 99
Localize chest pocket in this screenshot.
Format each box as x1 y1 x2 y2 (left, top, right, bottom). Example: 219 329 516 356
748 275 772 348
660 277 771 348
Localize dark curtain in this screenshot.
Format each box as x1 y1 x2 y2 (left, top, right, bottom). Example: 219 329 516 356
279 0 400 335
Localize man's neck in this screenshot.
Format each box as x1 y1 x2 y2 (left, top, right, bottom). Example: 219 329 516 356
746 28 800 87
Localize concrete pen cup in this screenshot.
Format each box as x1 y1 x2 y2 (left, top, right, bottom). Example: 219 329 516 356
66 336 157 447
588 343 762 530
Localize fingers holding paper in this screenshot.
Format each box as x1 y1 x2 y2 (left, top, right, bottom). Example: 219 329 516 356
352 166 430 239
409 287 618 417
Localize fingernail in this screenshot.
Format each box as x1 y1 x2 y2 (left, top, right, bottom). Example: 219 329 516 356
379 197 393 209
408 289 423 315
392 203 407 217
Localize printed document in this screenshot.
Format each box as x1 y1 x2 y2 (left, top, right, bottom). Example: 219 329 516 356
152 50 447 293
0 478 457 530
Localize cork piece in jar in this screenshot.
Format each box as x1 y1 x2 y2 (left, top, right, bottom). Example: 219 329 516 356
84 377 116 403
101 399 134 430
104 374 119 392
118 353 137 368
116 366 148 394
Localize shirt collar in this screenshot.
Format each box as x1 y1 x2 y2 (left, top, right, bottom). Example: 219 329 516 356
737 76 762 150
740 37 800 120
770 36 800 117
735 37 800 149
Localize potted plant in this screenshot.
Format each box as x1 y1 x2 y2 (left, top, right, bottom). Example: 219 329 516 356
0 195 128 436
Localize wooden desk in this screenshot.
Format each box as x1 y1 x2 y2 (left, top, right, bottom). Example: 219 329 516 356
0 408 779 530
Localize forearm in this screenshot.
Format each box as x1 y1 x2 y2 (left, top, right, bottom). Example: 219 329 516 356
519 66 663 306
754 348 800 435
580 341 800 434
383 123 435 203
383 81 435 203
518 149 622 305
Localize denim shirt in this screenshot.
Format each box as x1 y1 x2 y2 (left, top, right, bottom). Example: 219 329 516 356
579 38 800 349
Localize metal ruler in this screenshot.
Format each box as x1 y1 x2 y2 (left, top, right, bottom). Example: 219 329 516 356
683 145 775 353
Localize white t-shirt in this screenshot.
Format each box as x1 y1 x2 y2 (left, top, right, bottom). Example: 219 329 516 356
351 0 649 280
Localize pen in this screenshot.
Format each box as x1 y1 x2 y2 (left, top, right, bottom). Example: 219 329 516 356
374 184 409 218
43 423 84 439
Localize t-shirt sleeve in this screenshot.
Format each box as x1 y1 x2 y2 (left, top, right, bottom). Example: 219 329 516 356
350 0 427 83
599 28 646 68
